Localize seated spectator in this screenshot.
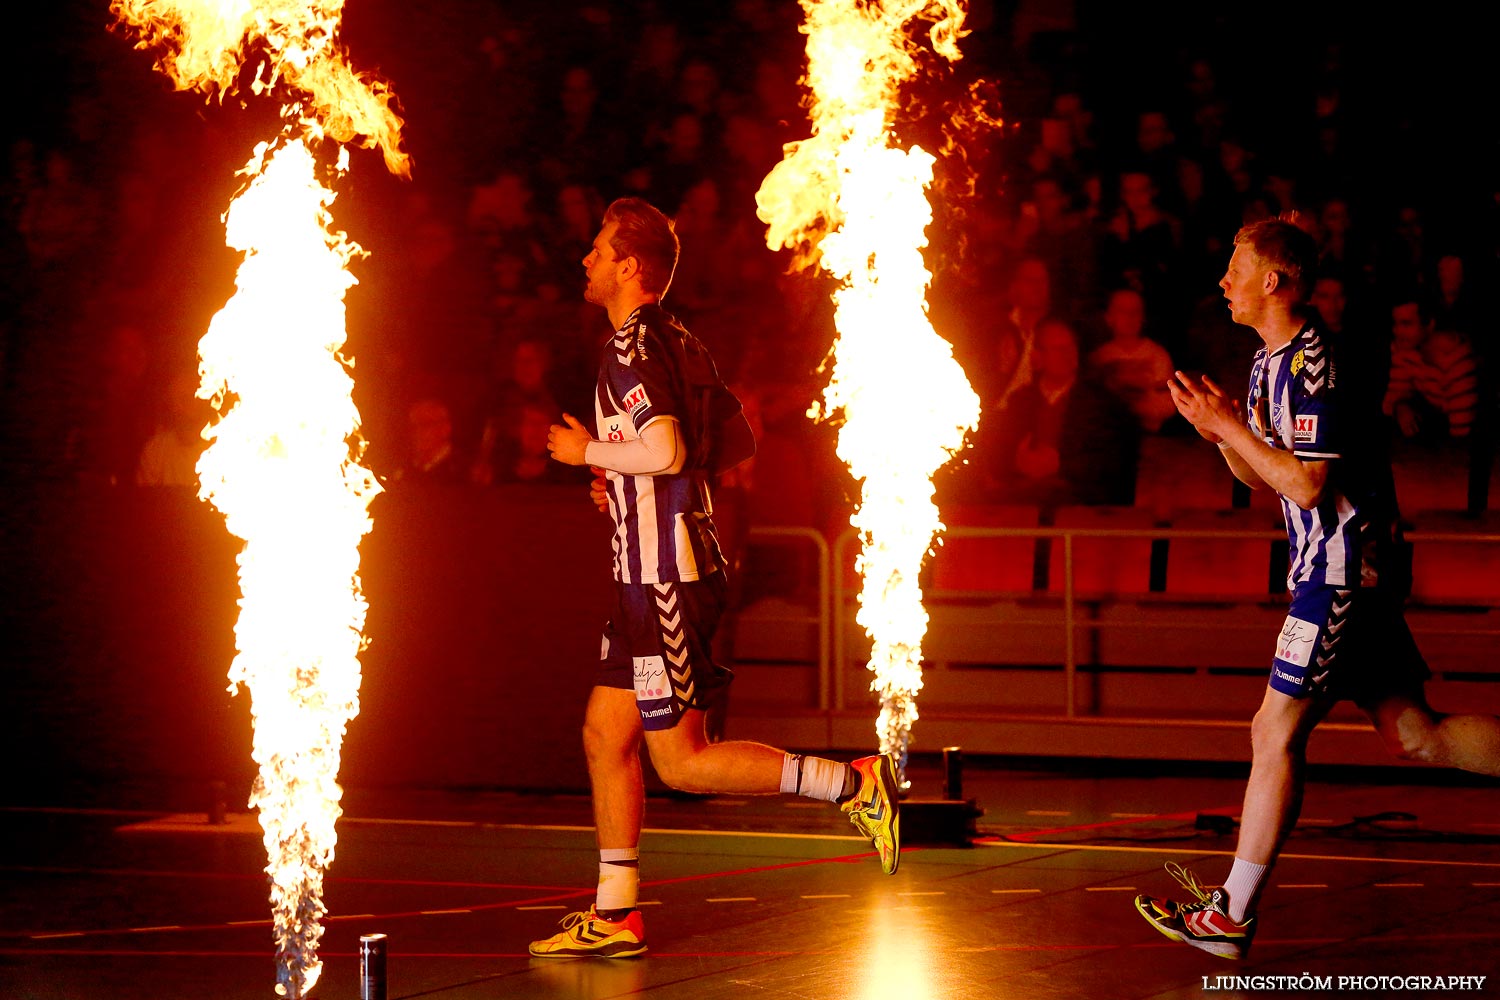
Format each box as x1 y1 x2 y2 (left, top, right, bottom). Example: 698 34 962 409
986 256 1053 410
394 397 465 484
1009 174 1096 312
1432 253 1485 346
136 371 211 487
1087 288 1177 432
1379 296 1479 442
1099 168 1187 334
472 337 575 486
1416 329 1482 439
982 316 1140 508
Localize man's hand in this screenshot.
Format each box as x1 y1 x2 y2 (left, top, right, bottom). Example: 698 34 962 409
1394 401 1422 438
588 466 610 513
547 413 593 466
1167 371 1240 443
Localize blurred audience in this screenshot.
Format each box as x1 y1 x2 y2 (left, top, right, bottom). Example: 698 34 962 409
1 4 1491 530
1087 288 1177 433
135 371 210 487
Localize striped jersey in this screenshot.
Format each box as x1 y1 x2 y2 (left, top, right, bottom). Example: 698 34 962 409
594 305 725 584
1247 322 1402 590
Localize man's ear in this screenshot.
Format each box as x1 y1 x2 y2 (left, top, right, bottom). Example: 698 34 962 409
618 255 640 283
1263 269 1280 295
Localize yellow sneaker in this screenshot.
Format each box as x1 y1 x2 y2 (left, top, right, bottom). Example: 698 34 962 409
528 906 648 958
841 754 901 874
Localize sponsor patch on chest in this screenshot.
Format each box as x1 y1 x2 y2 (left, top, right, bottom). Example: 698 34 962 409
622 383 651 416
1293 413 1318 444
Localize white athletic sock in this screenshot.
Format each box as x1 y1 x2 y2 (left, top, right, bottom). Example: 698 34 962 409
597 848 639 914
781 753 849 803
1223 858 1269 923
779 754 803 795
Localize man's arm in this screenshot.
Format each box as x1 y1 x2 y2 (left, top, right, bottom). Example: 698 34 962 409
1214 421 1328 509
1169 371 1328 509
548 413 687 476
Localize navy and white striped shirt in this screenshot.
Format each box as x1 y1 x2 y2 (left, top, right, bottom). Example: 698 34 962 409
1247 323 1401 591
594 305 725 584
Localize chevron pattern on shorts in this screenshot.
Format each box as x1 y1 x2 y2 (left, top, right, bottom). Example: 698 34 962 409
654 582 693 703
1310 588 1354 688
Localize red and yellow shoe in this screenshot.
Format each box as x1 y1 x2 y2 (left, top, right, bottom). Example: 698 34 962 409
841 754 901 875
1133 863 1255 960
528 906 647 959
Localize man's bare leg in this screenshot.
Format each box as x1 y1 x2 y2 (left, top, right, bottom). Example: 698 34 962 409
584 686 647 849
1365 690 1500 776
642 707 787 794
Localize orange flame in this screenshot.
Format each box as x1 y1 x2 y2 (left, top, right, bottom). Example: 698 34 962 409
757 0 979 778
111 0 404 994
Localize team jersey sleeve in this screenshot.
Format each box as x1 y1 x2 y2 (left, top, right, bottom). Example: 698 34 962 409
603 317 685 434
1287 339 1340 460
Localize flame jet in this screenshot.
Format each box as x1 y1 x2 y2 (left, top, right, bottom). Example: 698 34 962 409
111 0 406 994
757 0 980 782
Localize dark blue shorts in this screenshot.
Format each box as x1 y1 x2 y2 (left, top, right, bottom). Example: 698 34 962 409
1270 584 1429 705
598 573 733 731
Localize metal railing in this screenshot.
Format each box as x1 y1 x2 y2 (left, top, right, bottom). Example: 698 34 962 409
792 520 1500 719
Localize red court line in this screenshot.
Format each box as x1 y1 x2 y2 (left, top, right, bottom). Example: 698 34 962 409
2 866 582 892
989 805 1237 842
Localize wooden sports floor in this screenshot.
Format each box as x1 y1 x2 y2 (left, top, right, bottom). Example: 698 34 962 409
5 760 1499 999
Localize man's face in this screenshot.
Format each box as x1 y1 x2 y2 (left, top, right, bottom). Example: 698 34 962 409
1037 321 1079 381
1121 172 1155 214
1391 302 1426 348
582 221 623 307
1219 244 1268 327
1310 278 1346 327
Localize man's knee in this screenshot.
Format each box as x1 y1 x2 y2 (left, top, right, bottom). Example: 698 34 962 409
583 695 640 764
1376 715 1442 764
1250 703 1306 758
644 722 705 791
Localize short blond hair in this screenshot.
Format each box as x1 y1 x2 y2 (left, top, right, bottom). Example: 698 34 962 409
603 197 679 297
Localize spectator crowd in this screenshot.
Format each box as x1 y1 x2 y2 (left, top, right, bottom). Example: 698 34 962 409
2 0 1494 534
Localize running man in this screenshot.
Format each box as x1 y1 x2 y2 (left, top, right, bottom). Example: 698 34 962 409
532 197 899 959
1135 213 1500 959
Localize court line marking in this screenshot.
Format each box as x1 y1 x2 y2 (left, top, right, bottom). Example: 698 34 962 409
991 888 1042 894
1025 810 1072 817
0 866 583 892
419 909 472 916
705 897 757 903
1373 883 1424 888
800 894 851 899
1083 886 1136 892
974 838 1500 869
515 906 566 912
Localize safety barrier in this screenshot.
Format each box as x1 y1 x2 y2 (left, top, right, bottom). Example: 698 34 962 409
729 516 1500 763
